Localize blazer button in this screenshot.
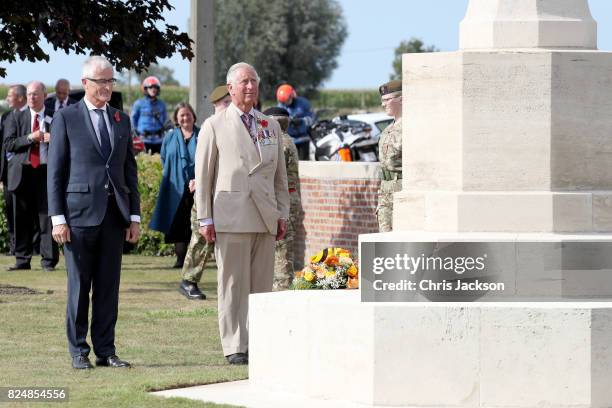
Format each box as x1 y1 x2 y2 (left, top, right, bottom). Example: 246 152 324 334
104 184 109 189
106 165 110 169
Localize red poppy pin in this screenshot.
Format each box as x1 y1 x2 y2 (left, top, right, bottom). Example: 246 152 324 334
260 119 268 128
114 111 121 123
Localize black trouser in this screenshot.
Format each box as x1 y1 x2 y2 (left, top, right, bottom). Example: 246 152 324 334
3 180 14 254
296 142 309 160
12 165 58 267
65 195 126 358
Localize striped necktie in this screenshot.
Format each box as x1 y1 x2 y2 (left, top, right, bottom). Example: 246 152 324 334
241 113 257 144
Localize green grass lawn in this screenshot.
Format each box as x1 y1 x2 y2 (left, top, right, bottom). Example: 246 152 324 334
0 254 244 408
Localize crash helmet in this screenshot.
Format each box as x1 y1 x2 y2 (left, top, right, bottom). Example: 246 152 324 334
142 76 161 94
276 84 296 104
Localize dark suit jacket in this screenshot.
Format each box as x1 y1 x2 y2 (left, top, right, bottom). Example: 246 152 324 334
3 107 54 192
0 110 12 183
44 96 77 113
47 100 140 227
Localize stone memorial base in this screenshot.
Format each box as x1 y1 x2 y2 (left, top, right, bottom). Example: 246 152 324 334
247 291 612 408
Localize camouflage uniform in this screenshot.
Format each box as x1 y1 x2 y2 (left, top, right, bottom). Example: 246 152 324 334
181 204 215 283
377 118 402 232
273 132 301 290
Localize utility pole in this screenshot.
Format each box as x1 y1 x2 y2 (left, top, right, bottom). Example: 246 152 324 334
189 0 215 123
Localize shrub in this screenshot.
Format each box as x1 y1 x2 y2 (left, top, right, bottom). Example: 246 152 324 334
133 153 173 256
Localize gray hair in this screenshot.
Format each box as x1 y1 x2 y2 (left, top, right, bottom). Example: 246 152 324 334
81 55 114 79
226 62 260 85
9 84 26 98
26 80 46 93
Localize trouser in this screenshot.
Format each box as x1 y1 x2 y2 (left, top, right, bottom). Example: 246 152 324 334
12 165 58 267
65 196 126 358
3 182 14 254
215 231 275 356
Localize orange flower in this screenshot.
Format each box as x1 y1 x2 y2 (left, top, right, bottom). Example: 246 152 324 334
295 270 304 279
347 265 358 278
324 255 339 266
347 277 359 289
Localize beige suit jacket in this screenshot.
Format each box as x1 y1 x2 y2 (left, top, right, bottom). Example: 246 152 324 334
195 105 290 235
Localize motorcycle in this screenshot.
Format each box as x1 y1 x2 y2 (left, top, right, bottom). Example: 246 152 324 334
308 117 379 162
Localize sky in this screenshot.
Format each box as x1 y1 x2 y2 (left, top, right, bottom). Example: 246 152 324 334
2 0 612 89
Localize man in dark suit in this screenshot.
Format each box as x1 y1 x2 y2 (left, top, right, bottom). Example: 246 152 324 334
3 81 58 271
48 55 140 370
44 78 77 113
0 84 27 255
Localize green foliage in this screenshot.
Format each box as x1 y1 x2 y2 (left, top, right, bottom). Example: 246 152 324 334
290 280 317 290
134 153 173 256
310 89 381 110
391 37 439 80
0 0 193 78
215 0 347 99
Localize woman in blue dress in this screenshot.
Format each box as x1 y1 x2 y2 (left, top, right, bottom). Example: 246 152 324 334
149 102 199 267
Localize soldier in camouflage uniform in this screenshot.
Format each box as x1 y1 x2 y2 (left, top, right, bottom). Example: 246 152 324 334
264 107 301 290
179 85 232 300
376 80 403 232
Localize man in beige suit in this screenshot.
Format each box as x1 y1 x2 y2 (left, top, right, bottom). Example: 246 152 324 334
195 62 289 365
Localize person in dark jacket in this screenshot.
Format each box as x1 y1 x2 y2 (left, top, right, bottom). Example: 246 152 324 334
149 102 198 268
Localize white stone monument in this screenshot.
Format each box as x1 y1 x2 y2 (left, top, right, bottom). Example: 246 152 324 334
154 1 612 407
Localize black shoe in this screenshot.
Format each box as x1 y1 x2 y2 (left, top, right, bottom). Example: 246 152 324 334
226 353 248 365
72 355 94 369
42 266 55 272
95 355 131 368
172 261 184 269
179 280 206 300
7 264 30 271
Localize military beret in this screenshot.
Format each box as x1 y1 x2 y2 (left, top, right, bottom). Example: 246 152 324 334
379 79 402 96
209 85 229 103
263 107 289 117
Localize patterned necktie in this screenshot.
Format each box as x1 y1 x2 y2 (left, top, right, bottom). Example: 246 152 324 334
94 109 112 159
58 100 64 110
241 113 257 144
29 114 40 168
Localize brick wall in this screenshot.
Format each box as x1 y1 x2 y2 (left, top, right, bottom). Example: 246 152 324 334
294 162 380 269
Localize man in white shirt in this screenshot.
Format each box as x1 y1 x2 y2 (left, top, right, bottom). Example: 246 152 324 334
48 56 140 370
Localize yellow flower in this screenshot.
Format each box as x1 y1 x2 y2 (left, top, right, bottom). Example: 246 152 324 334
347 265 358 278
304 271 315 282
325 270 336 278
335 248 351 258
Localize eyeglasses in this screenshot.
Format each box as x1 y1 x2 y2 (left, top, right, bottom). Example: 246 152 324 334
381 95 401 104
86 78 117 86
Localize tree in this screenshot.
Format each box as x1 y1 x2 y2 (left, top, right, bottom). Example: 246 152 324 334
214 0 347 99
0 0 193 77
119 64 181 87
391 38 439 80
